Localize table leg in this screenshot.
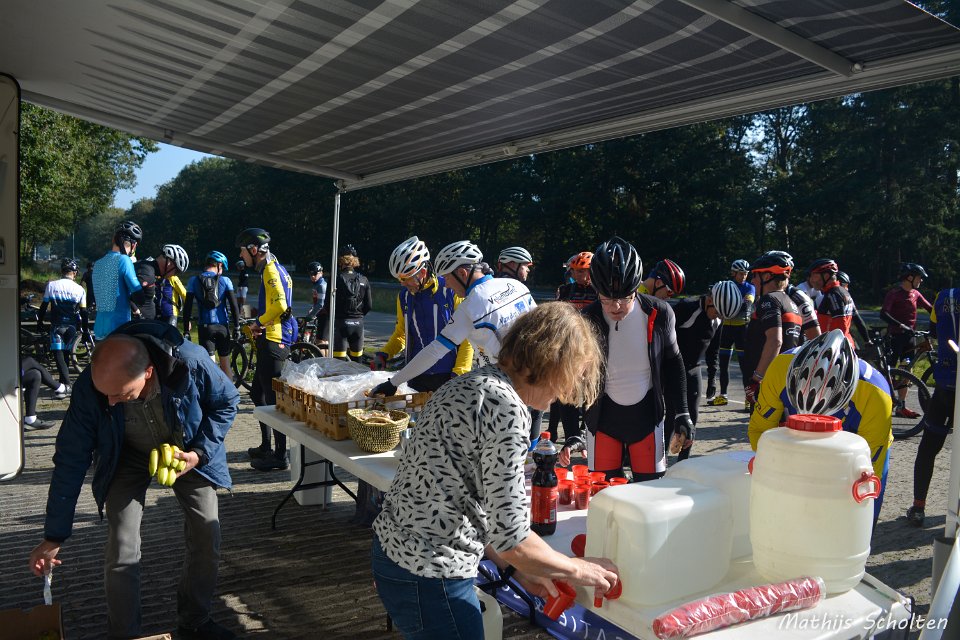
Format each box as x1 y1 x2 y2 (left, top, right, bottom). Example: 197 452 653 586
272 444 360 530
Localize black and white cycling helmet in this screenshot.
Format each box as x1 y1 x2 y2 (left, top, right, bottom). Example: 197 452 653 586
786 329 859 416
235 228 271 249
730 259 750 273
161 244 190 273
114 220 143 244
498 246 533 265
60 258 79 274
711 280 742 320
899 262 928 279
434 240 483 275
307 261 323 275
389 236 430 279
591 236 643 298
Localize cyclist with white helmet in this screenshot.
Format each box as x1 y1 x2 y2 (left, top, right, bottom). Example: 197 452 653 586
183 251 240 380
370 240 535 399
37 258 89 393
560 236 693 481
706 259 755 405
666 280 742 461
638 259 685 299
372 237 473 392
749 330 892 524
156 244 189 327
497 246 534 282
93 220 144 339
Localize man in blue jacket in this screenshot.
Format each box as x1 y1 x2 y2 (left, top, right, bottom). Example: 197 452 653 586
28 320 239 640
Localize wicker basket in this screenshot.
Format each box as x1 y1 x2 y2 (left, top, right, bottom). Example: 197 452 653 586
346 409 410 453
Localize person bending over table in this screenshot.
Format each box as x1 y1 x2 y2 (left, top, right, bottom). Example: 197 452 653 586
371 303 620 640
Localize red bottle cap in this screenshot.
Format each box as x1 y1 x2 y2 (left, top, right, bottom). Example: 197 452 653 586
786 414 841 433
540 432 551 441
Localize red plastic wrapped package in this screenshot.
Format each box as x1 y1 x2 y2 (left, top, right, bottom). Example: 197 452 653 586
652 576 826 639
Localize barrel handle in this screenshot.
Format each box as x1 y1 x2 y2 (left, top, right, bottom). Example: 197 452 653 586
852 471 881 503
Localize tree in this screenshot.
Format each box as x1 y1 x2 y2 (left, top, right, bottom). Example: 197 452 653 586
19 103 157 257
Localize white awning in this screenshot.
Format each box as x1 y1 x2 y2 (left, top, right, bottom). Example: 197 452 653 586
3 0 959 190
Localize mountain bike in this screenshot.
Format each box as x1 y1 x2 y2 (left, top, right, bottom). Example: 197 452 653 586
900 330 938 387
70 330 96 374
865 329 930 440
231 319 324 390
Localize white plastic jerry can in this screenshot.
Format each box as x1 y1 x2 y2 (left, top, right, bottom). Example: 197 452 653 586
750 414 881 594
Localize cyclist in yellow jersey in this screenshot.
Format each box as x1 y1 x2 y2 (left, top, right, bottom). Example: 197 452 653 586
156 244 189 327
706 259 755 405
749 330 892 523
637 259 685 300
236 227 298 472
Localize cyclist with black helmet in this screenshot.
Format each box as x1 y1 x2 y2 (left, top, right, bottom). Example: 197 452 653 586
561 236 692 481
234 260 249 314
372 237 473 391
706 259 755 406
497 246 534 282
370 240 535 401
837 271 872 342
155 244 189 327
237 228 298 471
743 251 802 412
638 259 685 299
749 330 892 525
882 262 933 368
304 261 327 323
667 281 742 461
37 258 89 392
549 251 598 443
93 220 144 339
183 251 240 379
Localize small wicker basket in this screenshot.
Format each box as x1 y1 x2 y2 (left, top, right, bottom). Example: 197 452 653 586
346 408 410 453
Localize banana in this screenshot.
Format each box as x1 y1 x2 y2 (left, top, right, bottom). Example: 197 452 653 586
177 459 187 472
158 466 169 486
166 469 177 486
148 448 159 476
161 443 173 467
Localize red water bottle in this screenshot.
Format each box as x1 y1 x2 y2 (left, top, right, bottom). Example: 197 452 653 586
531 432 558 536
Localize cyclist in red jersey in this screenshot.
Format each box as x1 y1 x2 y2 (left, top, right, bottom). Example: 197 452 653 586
881 262 932 417
743 251 802 411
808 259 859 347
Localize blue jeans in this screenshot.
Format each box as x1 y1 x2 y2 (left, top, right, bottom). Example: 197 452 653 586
371 535 482 640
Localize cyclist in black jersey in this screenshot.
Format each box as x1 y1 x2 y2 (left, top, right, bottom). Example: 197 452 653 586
325 244 372 361
785 283 821 343
743 251 802 411
667 281 741 460
838 271 872 343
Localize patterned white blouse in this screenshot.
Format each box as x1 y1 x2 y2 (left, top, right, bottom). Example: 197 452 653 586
373 365 531 579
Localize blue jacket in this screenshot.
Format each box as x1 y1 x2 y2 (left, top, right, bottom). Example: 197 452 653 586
44 320 239 542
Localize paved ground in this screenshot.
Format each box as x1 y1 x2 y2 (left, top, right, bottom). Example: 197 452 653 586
0 314 953 638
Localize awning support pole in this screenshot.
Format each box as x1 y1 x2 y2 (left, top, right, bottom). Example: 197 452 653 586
327 184 343 350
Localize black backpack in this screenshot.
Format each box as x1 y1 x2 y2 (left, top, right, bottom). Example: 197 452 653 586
198 274 221 309
341 272 365 315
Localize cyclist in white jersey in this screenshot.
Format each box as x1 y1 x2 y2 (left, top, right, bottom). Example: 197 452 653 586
370 240 536 398
37 258 88 391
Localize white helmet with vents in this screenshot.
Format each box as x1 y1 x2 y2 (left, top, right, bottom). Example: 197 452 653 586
388 236 430 280
498 246 533 265
434 240 483 275
161 244 190 273
710 280 742 321
786 329 859 416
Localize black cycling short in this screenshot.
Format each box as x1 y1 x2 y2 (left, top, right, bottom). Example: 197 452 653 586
198 323 231 357
333 317 364 359
888 332 917 367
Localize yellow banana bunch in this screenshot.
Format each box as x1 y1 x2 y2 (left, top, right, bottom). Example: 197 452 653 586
148 444 187 487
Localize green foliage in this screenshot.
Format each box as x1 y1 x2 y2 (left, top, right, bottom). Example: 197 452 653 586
19 103 157 256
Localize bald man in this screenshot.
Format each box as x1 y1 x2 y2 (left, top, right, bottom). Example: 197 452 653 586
29 320 239 640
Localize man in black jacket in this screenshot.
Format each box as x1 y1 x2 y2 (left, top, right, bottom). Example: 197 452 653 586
559 236 692 482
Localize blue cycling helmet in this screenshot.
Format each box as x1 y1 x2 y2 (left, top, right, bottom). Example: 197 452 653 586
206 251 229 270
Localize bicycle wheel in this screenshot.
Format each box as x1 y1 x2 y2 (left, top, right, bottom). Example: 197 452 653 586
289 341 323 363
890 368 930 440
70 334 94 374
909 351 935 385
231 342 253 391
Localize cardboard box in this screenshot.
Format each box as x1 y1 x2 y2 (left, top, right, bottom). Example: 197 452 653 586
0 603 64 640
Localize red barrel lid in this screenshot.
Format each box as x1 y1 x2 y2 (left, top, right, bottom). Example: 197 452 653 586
786 414 842 432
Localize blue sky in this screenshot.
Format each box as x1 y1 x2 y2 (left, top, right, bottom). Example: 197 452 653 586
113 143 213 209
